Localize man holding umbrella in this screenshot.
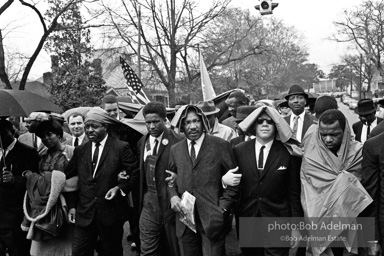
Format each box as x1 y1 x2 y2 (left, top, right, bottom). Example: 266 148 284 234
0 120 39 256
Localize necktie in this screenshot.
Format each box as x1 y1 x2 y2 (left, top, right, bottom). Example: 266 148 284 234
74 137 79 147
292 116 299 139
367 125 371 138
33 134 37 149
190 141 196 164
258 145 265 173
92 143 100 171
153 139 159 156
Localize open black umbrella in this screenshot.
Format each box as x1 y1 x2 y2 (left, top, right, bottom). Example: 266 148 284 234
0 89 62 117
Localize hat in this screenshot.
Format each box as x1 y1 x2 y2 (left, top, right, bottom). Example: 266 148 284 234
25 112 48 122
284 85 308 101
196 101 220 116
355 99 376 115
235 106 257 122
49 113 65 124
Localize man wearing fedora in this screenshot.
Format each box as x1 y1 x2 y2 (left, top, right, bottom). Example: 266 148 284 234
18 112 48 155
352 99 383 143
230 106 257 148
196 101 237 142
283 84 315 143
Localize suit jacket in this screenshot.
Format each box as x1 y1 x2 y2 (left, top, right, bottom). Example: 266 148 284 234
138 128 183 224
64 134 89 147
168 135 238 241
369 119 384 139
65 135 139 227
353 117 383 142
284 112 315 141
0 141 39 229
230 135 245 148
360 132 384 246
233 139 302 218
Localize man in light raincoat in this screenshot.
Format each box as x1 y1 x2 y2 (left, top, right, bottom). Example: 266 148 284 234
301 109 372 256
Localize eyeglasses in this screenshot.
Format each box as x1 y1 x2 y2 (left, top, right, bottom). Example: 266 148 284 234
256 118 274 125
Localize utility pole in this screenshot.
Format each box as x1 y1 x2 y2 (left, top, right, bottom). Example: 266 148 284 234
137 6 141 79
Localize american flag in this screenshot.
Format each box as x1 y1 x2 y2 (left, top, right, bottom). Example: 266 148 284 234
120 56 149 105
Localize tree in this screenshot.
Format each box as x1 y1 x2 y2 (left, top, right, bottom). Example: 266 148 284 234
0 0 85 90
46 3 105 110
328 64 359 90
98 0 275 105
201 16 318 96
333 0 384 82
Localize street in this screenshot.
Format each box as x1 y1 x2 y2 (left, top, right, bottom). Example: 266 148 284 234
336 98 359 131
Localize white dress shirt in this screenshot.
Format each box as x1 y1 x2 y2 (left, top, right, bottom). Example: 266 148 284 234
361 118 378 142
255 139 273 170
73 133 86 147
0 138 17 160
289 111 306 142
92 134 108 177
143 132 164 161
187 133 205 158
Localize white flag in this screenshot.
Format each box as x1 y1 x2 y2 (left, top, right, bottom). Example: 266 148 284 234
200 52 216 100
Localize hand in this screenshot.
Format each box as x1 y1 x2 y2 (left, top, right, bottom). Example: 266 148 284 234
222 167 241 186
367 241 381 256
2 168 14 184
165 170 177 187
118 171 129 182
170 196 183 214
105 186 119 200
68 208 76 224
290 229 301 249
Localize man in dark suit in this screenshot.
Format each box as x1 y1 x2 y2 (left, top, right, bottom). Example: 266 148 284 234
65 112 88 147
360 131 384 254
284 84 315 143
0 120 39 256
65 108 139 256
352 99 383 142
168 105 238 256
137 102 183 256
234 106 302 256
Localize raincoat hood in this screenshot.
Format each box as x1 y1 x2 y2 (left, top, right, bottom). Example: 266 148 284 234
176 105 210 134
239 106 302 155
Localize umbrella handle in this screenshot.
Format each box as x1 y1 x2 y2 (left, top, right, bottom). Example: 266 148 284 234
0 135 7 169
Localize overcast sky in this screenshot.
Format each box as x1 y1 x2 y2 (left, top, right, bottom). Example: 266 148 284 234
1 0 364 80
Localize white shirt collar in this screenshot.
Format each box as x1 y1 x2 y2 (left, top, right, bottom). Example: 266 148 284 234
187 132 205 148
0 138 17 158
255 139 273 151
93 134 108 147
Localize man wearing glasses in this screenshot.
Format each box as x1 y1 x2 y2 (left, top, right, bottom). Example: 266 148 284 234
234 106 302 256
167 105 238 256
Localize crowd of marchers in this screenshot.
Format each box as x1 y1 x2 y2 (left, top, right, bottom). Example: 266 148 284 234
1 84 384 256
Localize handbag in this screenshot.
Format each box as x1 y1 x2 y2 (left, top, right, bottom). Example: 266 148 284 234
35 199 65 237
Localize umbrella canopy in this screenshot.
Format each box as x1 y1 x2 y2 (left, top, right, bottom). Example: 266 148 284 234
0 89 61 117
